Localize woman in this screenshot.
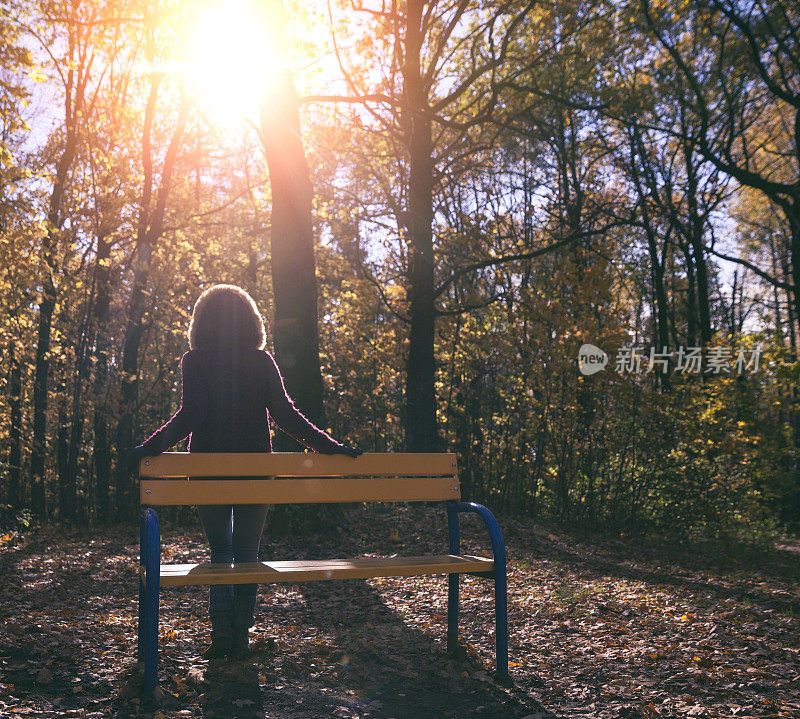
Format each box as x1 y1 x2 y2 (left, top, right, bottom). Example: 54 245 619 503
133 284 361 660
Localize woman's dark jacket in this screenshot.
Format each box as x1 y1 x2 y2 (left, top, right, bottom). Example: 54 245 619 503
140 348 342 455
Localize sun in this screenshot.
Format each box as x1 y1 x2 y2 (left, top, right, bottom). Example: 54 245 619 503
184 0 285 124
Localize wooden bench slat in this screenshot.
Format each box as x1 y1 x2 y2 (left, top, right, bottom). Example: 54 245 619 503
140 477 461 505
143 554 493 587
139 452 457 478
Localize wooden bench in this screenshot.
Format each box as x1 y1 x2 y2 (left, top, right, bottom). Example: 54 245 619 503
136 452 509 694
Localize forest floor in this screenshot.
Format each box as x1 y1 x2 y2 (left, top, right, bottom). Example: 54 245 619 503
0 504 798 719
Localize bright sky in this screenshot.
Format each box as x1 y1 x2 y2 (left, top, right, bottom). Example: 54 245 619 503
182 0 284 125
180 0 344 127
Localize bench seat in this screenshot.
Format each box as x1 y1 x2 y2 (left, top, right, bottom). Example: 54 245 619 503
145 554 494 587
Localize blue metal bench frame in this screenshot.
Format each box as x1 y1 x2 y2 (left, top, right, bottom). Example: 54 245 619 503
138 509 160 694
138 499 509 694
447 501 509 682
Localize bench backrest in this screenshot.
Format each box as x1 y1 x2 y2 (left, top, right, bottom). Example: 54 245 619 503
139 452 460 505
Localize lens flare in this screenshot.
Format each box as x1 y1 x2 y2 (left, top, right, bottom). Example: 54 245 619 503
184 0 284 123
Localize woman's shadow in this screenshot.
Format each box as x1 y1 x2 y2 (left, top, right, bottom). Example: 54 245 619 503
293 578 543 718
236 507 555 719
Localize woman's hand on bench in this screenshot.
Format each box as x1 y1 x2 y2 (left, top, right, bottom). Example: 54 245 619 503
330 444 363 458
128 444 151 473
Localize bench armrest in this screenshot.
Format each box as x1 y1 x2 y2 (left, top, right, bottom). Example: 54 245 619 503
447 501 506 575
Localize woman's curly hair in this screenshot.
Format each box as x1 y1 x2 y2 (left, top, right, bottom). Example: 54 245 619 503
188 284 266 351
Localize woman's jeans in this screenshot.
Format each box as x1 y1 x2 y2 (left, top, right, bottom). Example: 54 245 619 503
196 503 270 638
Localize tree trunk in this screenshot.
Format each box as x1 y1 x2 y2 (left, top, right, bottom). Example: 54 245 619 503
29 2 86 516
113 240 152 517
628 128 670 377
62 380 83 522
258 1 325 443
680 239 698 347
7 343 22 508
57 399 72 520
30 291 56 516
92 233 113 521
256 1 339 534
768 233 785 344
113 68 187 518
786 199 800 511
259 69 325 441
403 0 440 452
61 301 93 522
687 190 712 345
31 177 70 516
677 117 713 347
789 200 800 356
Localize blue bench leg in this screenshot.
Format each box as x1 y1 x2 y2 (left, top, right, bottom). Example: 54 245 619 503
494 564 509 681
137 513 145 662
143 508 161 695
450 501 511 683
447 503 460 653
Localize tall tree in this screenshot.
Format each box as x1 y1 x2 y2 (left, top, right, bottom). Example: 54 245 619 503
27 0 108 515
640 0 800 344
320 0 538 451
258 0 326 443
402 0 438 451
113 11 189 517
0 4 31 510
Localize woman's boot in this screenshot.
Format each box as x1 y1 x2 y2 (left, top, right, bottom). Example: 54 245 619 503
230 594 254 659
230 624 250 659
202 612 233 659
